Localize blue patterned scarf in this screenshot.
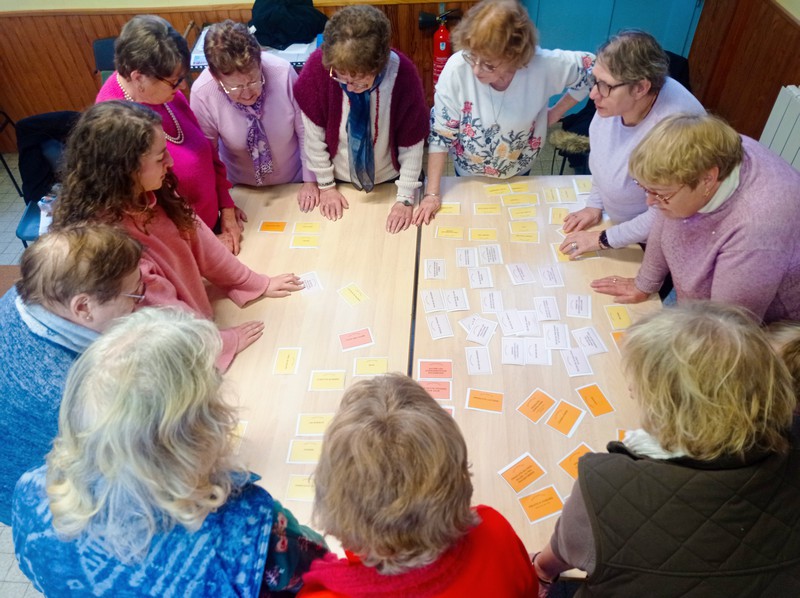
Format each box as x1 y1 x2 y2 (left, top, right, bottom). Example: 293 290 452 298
230 85 273 185
342 69 385 192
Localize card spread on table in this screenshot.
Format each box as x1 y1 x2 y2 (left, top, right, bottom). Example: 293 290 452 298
501 193 538 206
287 439 323 464
617 428 628 441
500 453 547 493
508 206 537 220
519 485 564 524
436 226 464 239
549 207 570 225
466 316 499 346
560 347 594 377
443 288 470 311
571 326 609 356
546 400 586 437
421 289 446 313
524 337 551 365
567 294 592 318
474 203 502 215
308 370 346 391
438 202 461 215
296 413 334 436
339 328 374 351
534 296 561 321
465 346 493 375
544 323 570 350
510 232 539 243
539 265 565 288
509 182 531 193
498 310 525 336
606 305 633 329
478 244 504 265
286 475 315 502
558 186 578 202
230 420 247 455
293 221 321 234
485 183 511 196
424 258 447 280
543 188 559 203
517 388 557 423
354 357 389 376
576 384 614 417
259 221 287 233
551 242 572 263
509 220 538 235
611 330 626 352
298 271 323 292
573 178 593 194
558 443 594 480
519 311 541 336
466 388 505 413
480 290 504 314
469 228 498 241
506 263 536 285
418 359 453 379
426 313 454 340
338 283 369 305
290 235 320 248
458 313 481 333
273 347 301 375
456 247 478 268
419 379 452 400
501 337 525 365
468 267 494 289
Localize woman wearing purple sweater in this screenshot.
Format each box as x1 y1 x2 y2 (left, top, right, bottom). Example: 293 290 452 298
592 113 800 324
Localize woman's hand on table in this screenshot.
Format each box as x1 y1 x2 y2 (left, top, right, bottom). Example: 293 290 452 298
562 207 602 233
411 194 442 226
386 202 413 234
319 187 349 221
229 320 265 354
591 276 650 303
559 230 601 260
297 183 320 213
219 207 244 255
264 273 304 298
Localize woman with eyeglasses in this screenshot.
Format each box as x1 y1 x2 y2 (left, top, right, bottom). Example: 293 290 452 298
560 30 703 259
98 15 245 254
0 225 142 526
293 5 429 233
53 101 304 371
191 21 319 212
418 0 594 225
591 113 800 324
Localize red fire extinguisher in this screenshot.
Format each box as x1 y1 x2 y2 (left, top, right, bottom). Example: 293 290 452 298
432 14 452 86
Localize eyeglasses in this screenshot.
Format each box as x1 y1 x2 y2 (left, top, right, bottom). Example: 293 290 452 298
634 180 685 205
328 67 371 91
154 75 185 90
219 75 265 95
462 51 498 73
121 280 146 304
589 73 629 98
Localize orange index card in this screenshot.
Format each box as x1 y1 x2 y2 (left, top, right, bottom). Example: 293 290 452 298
287 439 323 463
286 475 315 501
549 207 569 225
296 413 334 436
466 388 505 413
558 443 594 480
469 228 498 241
438 202 461 215
519 485 564 524
354 357 389 376
577 384 614 417
259 220 287 232
617 428 628 441
474 203 502 215
509 206 537 220
509 181 530 193
230 420 247 455
516 388 556 424
338 283 369 305
605 305 633 330
436 226 464 239
418 359 453 379
293 221 321 234
558 186 578 202
485 183 511 195
510 232 539 243
338 327 374 351
499 453 547 493
611 330 626 352
502 193 539 206
290 235 320 248
309 370 346 391
543 187 559 203
273 347 301 375
419 380 452 400
546 400 586 437
509 220 538 234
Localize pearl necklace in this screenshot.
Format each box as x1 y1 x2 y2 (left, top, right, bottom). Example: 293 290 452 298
117 73 185 145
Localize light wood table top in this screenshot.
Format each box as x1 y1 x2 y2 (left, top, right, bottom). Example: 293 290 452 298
412 175 661 552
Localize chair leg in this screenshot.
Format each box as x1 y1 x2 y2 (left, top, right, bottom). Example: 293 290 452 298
559 154 568 175
0 153 22 197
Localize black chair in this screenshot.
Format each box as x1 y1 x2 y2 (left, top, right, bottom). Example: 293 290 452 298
0 112 23 197
93 37 116 85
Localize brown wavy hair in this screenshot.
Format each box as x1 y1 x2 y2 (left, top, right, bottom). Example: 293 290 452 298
53 101 196 234
321 5 391 75
204 19 261 77
115 14 190 79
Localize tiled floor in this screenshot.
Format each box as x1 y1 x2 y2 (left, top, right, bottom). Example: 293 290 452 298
0 523 41 597
0 153 25 266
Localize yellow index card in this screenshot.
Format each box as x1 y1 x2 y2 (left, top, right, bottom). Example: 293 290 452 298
436 226 464 239
354 357 389 376
558 186 578 203
287 439 323 463
509 181 530 193
508 206 537 220
308 370 346 391
474 203 502 215
290 235 320 248
338 283 369 305
543 188 559 203
293 221 321 234
502 193 539 206
605 305 633 330
509 221 538 234
469 228 498 241
438 202 461 215
286 475 315 501
485 183 511 196
296 413 334 436
273 348 301 375
510 232 539 243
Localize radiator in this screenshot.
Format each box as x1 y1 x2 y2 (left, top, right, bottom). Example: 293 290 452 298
760 85 800 170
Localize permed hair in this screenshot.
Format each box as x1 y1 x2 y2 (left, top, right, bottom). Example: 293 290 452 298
52 101 196 234
115 14 190 79
628 112 741 189
16 225 142 306
46 308 240 560
452 0 537 69
313 374 477 574
597 29 669 93
623 302 795 460
766 321 800 403
203 20 261 78
321 5 391 75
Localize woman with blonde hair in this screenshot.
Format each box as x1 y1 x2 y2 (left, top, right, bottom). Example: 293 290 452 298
0 225 142 525
13 308 327 596
418 0 594 224
534 303 800 596
53 101 303 370
299 374 537 597
592 112 800 323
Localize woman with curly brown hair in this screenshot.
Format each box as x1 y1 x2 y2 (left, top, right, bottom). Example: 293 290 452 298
53 101 303 370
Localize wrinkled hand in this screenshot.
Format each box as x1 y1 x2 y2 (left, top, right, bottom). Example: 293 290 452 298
411 195 442 226
386 202 413 234
319 187 349 221
229 320 265 355
562 207 602 233
264 273 304 298
234 205 248 227
216 231 235 254
559 230 601 260
297 182 320 213
590 276 650 303
219 207 243 255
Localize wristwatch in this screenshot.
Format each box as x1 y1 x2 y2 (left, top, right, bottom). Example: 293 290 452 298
598 230 611 250
399 199 413 207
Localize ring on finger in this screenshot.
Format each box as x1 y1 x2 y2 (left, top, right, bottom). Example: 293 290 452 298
571 242 578 251
613 278 618 283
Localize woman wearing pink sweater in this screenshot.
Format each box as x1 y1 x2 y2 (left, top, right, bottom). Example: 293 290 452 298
52 101 302 370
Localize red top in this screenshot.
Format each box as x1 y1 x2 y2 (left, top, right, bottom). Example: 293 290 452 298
299 505 537 598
